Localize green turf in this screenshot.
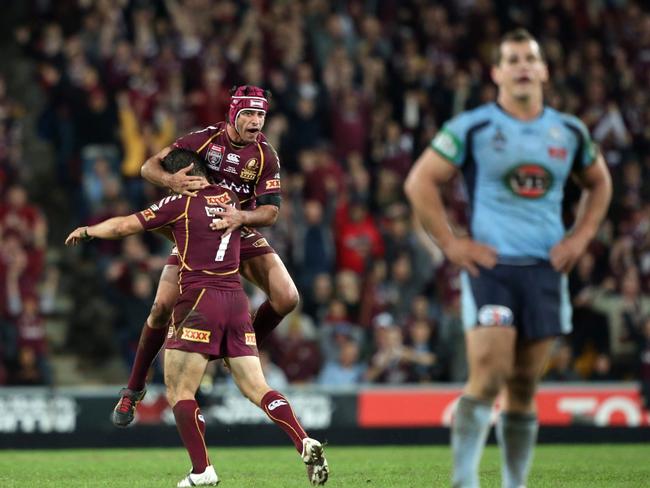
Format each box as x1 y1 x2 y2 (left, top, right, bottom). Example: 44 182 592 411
0 445 648 487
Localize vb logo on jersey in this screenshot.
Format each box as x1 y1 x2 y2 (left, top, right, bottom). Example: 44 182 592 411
504 164 553 199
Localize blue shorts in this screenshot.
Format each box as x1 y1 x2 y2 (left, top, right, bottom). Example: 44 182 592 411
460 260 571 340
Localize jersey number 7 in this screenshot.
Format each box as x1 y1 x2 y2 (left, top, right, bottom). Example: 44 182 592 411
215 233 232 262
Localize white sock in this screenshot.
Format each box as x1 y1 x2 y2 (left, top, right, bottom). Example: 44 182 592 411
451 395 493 488
496 412 538 488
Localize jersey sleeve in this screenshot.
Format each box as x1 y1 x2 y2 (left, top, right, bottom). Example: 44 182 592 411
565 115 598 170
430 112 475 167
255 142 282 197
135 194 188 231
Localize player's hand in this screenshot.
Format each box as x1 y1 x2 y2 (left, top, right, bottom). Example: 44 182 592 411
165 163 209 196
441 236 498 277
209 204 245 236
550 234 588 273
65 227 92 246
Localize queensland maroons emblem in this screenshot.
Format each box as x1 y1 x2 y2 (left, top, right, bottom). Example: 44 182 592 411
206 144 225 171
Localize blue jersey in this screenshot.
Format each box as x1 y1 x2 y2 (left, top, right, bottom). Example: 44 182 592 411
431 103 596 260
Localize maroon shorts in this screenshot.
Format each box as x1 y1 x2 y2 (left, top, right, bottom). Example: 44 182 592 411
166 227 274 266
166 287 258 359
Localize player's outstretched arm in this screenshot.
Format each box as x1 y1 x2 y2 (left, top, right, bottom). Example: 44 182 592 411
141 145 208 196
65 215 144 246
550 153 612 273
405 148 497 276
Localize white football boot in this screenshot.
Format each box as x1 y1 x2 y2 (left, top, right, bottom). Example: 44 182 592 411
177 465 219 487
301 437 329 486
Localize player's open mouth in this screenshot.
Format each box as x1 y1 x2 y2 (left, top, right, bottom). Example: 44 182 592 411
247 128 260 135
515 75 532 84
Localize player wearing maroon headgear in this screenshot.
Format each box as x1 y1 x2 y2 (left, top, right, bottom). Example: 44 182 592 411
111 86 298 424
65 149 328 487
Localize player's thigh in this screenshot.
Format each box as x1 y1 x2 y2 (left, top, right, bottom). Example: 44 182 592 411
150 264 180 326
228 355 269 404
503 337 555 410
465 326 517 380
240 253 298 303
164 350 209 402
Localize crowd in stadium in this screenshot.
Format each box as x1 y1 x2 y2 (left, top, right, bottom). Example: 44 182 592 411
0 1 649 401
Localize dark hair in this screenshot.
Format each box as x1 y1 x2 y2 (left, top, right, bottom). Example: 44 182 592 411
161 148 207 178
493 28 544 65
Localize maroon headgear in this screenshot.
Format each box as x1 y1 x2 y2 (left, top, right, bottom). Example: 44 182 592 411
228 85 269 128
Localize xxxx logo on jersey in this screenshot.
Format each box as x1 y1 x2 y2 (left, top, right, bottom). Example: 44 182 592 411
204 192 232 205
504 164 553 199
181 327 211 343
141 208 156 221
245 333 256 346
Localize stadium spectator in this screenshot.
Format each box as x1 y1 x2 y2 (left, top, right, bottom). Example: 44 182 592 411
588 354 616 382
302 272 334 325
291 194 336 291
258 349 289 391
569 251 611 367
269 311 322 384
365 313 409 384
317 336 366 386
335 197 384 275
592 267 650 362
402 319 438 383
544 341 582 382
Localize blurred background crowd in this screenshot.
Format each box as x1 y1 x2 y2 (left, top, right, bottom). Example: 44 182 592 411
0 0 649 403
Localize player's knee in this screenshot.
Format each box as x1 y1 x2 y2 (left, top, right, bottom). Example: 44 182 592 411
508 374 537 406
149 300 173 329
241 381 269 407
471 363 511 400
477 374 504 400
166 383 195 407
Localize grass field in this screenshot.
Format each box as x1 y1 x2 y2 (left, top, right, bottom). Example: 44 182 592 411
1 445 649 487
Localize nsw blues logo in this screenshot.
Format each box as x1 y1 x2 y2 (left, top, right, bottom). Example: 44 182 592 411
206 144 225 171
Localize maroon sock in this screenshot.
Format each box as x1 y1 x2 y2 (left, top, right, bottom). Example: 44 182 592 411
261 390 307 453
127 322 167 391
252 301 285 345
173 399 210 473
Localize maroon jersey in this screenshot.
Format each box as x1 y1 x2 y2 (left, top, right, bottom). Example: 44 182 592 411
135 185 241 292
173 121 281 210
